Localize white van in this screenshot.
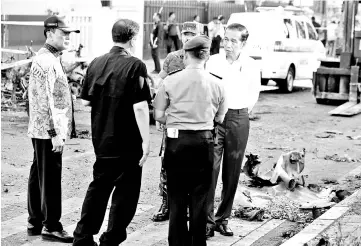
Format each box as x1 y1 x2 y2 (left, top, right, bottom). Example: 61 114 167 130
227 10 326 92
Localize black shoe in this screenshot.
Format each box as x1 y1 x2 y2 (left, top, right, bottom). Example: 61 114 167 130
152 195 169 222
27 223 43 236
215 224 233 236
41 228 73 243
151 70 160 74
206 227 214 239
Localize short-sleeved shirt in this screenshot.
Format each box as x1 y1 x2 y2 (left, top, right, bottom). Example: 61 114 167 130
162 49 185 75
153 64 227 130
81 46 151 159
28 44 73 140
152 21 163 45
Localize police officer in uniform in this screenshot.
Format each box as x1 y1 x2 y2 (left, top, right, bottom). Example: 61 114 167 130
152 21 204 222
153 35 227 246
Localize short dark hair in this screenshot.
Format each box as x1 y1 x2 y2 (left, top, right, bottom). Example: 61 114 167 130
218 15 225 21
194 15 199 20
311 16 315 21
112 19 140 44
213 16 218 20
155 13 162 19
187 48 210 61
226 23 249 41
169 12 175 17
44 28 55 38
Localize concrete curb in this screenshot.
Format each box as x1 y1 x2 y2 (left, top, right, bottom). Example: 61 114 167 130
280 165 361 246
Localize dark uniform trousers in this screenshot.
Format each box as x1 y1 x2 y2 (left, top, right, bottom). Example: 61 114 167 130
165 130 214 246
151 47 161 72
207 108 250 227
28 138 63 231
73 157 143 246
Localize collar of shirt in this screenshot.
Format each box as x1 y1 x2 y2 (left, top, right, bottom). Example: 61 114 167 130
44 43 62 57
110 46 131 56
185 64 204 69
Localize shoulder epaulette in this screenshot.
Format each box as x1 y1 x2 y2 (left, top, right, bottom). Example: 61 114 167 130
168 69 183 76
209 72 222 80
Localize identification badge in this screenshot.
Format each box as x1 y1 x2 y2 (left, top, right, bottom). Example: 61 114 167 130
167 128 179 138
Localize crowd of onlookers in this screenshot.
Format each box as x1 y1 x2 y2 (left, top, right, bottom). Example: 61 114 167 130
149 12 227 73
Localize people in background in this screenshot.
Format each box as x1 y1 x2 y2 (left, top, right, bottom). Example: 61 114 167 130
327 20 338 57
165 12 181 53
150 12 163 74
193 14 200 23
208 16 224 55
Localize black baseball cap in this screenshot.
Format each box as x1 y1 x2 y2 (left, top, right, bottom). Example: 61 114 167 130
44 16 80 33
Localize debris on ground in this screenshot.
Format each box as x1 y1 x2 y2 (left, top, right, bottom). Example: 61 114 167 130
3 188 9 193
321 178 339 185
249 114 260 121
74 149 85 153
325 130 343 135
243 150 306 190
3 183 15 187
76 129 91 139
324 154 358 163
347 135 361 140
307 184 323 193
234 206 265 221
264 196 312 222
315 133 335 138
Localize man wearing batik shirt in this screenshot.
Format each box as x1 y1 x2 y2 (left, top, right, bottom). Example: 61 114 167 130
27 16 79 243
152 21 203 222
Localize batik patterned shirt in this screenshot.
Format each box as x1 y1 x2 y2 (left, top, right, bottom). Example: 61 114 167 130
27 44 73 140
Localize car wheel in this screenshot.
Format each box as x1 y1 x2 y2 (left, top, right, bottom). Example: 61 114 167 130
261 79 269 86
279 67 295 93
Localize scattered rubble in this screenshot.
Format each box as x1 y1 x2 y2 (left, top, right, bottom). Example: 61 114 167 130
243 149 306 190
347 135 361 140
76 129 91 139
324 130 343 135
315 133 335 138
324 154 359 163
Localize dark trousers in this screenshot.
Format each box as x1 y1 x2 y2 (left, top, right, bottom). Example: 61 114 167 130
151 47 161 72
73 157 143 246
207 109 250 227
165 130 214 246
167 35 180 53
28 138 63 231
210 36 221 55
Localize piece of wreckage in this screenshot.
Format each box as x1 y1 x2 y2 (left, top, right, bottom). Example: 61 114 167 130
242 149 306 190
234 149 350 222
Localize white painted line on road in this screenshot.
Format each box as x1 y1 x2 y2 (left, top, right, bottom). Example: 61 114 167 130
232 219 285 246
20 203 154 246
2 197 83 239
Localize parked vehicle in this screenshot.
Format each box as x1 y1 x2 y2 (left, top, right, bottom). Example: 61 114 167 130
228 7 326 92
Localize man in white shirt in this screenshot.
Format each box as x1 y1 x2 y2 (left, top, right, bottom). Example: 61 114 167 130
205 23 261 238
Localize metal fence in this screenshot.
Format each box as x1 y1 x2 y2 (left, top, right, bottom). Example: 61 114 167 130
143 0 245 59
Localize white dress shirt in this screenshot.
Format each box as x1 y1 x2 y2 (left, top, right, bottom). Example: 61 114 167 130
206 53 260 112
